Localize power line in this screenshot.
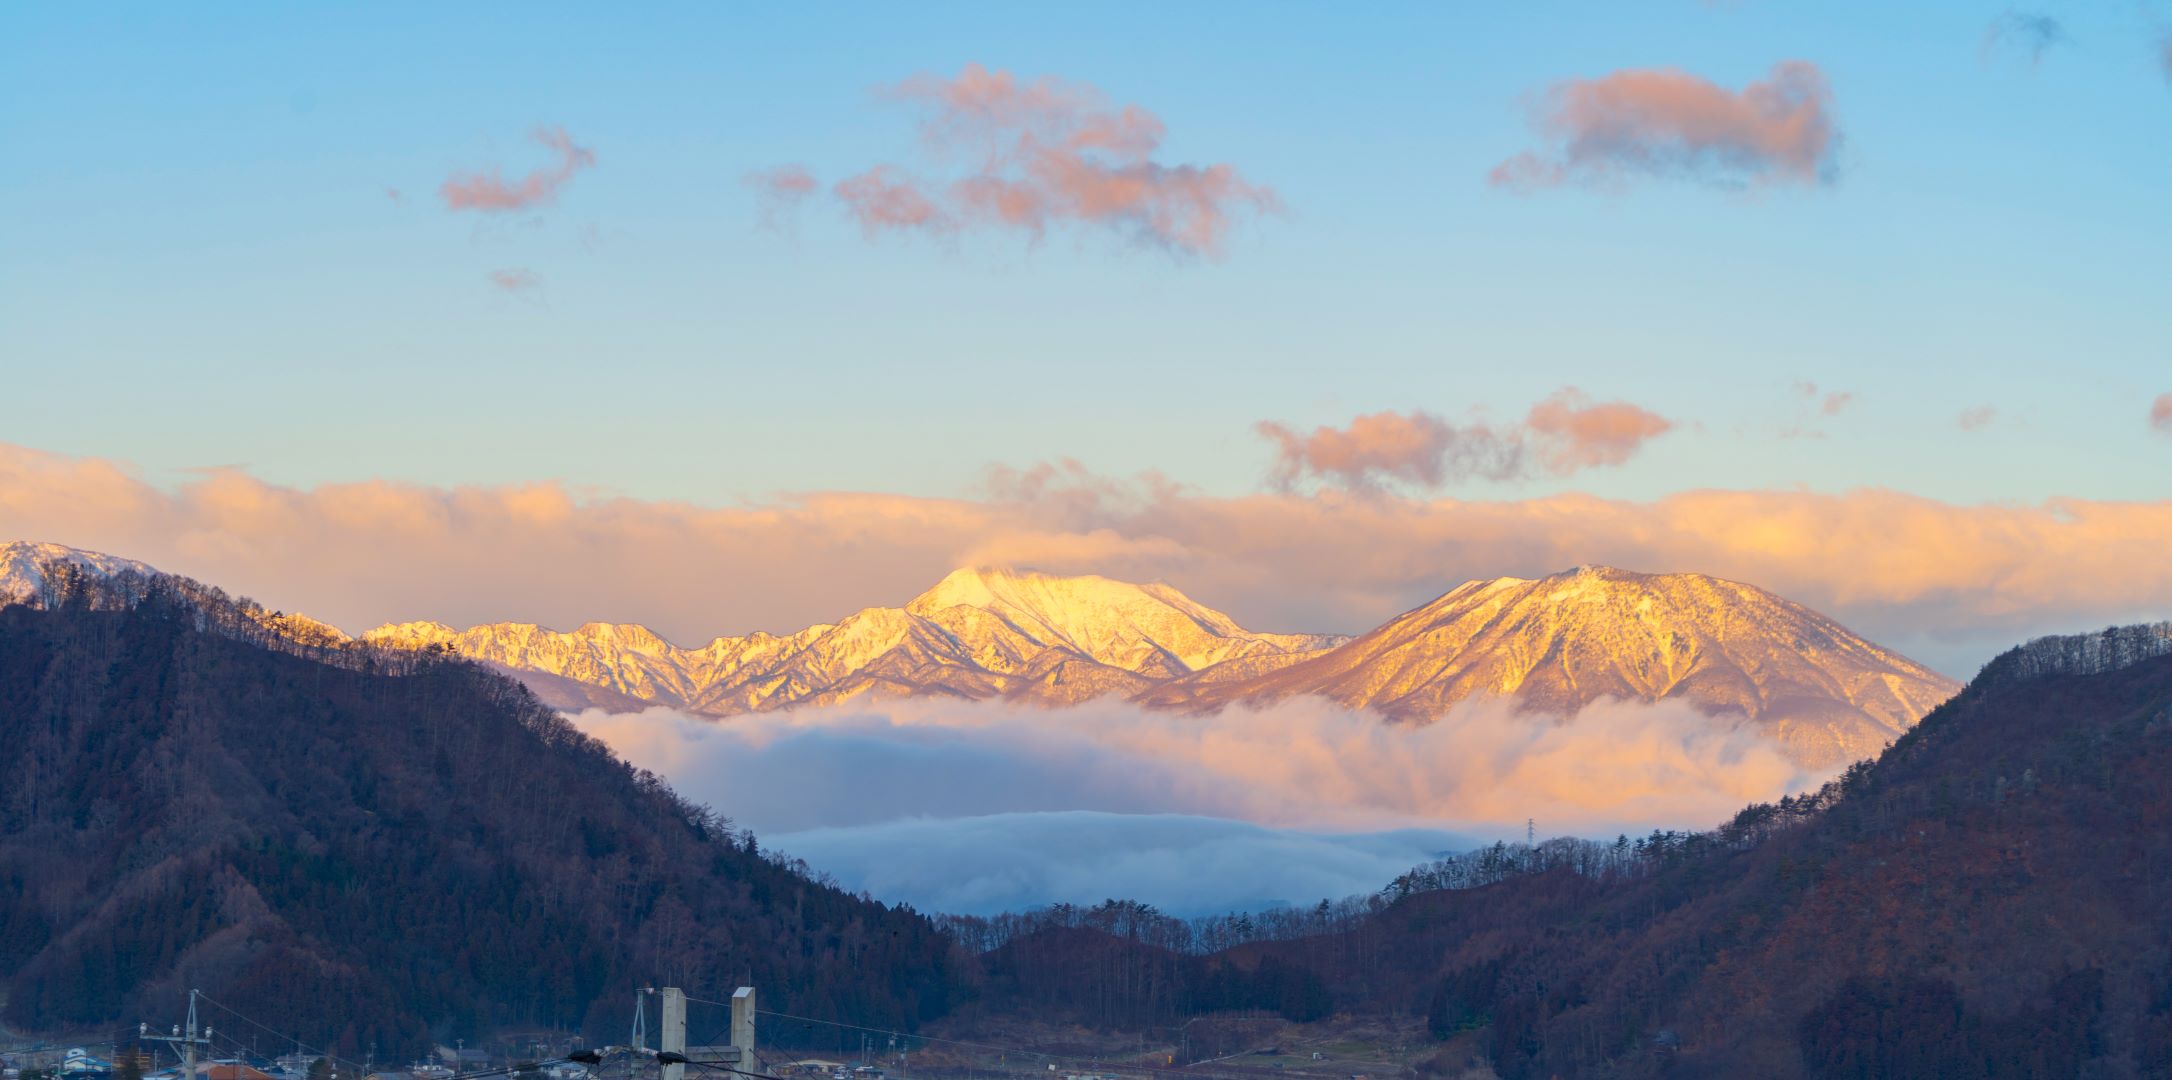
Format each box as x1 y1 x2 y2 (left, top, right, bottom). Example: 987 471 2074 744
191 993 370 1079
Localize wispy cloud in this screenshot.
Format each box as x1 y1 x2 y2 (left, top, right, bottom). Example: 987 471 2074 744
833 165 956 239
1958 405 2000 432
487 267 541 292
2152 392 2172 434
1492 61 1840 192
819 64 1277 257
1983 11 2067 66
1258 389 1673 491
1782 381 1857 438
440 127 595 212
746 164 819 229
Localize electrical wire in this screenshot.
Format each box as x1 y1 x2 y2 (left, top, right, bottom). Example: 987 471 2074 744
192 994 371 1079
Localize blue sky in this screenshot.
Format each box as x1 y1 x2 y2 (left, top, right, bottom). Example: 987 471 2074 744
2 0 2167 507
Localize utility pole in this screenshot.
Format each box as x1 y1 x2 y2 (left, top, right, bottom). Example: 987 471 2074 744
142 990 214 1080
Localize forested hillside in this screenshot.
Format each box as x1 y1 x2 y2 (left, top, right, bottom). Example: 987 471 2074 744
937 628 2172 1078
1222 628 2172 1077
0 574 962 1054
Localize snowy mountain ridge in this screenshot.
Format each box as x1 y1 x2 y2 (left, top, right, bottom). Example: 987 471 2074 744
3 541 1963 767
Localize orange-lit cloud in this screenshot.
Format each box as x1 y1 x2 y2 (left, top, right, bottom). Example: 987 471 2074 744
1258 411 1480 490
2153 392 2172 434
440 127 595 212
1492 61 1840 192
746 164 818 228
487 267 541 292
824 64 1276 256
577 694 1823 837
4 441 2170 677
1524 388 1676 471
1259 389 1673 490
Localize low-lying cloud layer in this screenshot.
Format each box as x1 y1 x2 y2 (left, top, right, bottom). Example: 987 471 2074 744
574 696 1823 834
6 440 2171 678
573 695 1827 912
768 812 1469 916
1493 61 1840 191
1258 389 1673 491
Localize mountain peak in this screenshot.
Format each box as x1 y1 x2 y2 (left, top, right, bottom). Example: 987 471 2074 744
1158 563 1961 769
905 565 1156 617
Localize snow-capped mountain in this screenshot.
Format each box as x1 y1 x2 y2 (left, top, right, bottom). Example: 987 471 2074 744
359 566 1348 715
1143 565 1959 767
3 541 1962 767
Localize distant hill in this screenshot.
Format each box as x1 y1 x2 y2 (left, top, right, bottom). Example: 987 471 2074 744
0 566 961 1055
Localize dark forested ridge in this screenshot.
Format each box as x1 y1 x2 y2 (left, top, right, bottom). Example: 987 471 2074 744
926 630 2172 1078
1207 633 2172 1077
0 581 961 1055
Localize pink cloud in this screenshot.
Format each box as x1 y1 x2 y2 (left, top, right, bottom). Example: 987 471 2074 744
1524 389 1676 471
833 166 956 238
1492 61 1840 192
1958 405 1999 432
1258 412 1478 491
440 127 595 212
827 64 1276 257
746 164 818 228
1260 389 1673 491
2152 393 2172 434
3 441 2171 676
487 267 541 292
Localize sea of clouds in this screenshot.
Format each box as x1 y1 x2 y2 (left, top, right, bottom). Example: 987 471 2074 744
572 695 1833 915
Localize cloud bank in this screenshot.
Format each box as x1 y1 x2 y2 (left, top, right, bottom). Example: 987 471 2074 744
821 64 1277 257
5 441 2171 677
1493 61 1839 191
572 695 1823 912
440 127 595 212
1258 389 1673 491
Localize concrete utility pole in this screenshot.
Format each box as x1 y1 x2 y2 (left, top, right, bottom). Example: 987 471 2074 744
657 990 686 1080
142 990 214 1080
654 986 756 1080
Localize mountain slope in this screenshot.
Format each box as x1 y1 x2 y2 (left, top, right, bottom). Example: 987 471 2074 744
0 576 961 1054
362 566 1346 715
1149 566 1958 767
1216 621 2172 1077
0 539 154 603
